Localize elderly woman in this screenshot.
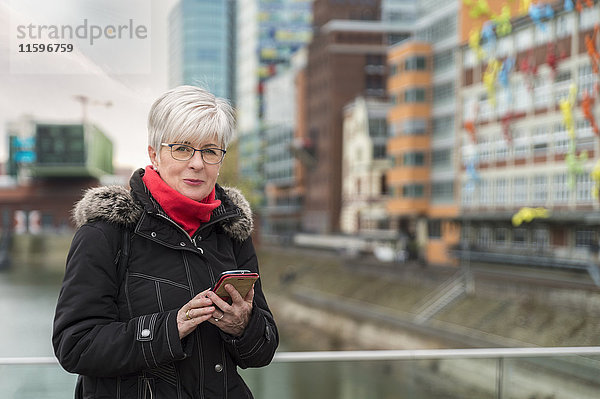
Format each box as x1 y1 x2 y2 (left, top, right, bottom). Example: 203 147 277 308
53 86 278 398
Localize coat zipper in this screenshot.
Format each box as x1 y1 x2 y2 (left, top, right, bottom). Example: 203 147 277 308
154 210 238 398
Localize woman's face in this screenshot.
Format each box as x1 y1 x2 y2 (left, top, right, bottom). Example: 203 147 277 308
148 139 223 202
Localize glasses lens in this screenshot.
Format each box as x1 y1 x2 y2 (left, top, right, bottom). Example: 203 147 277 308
202 149 223 164
170 144 194 161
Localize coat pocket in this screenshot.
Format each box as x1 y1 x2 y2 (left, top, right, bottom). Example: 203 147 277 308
127 272 190 315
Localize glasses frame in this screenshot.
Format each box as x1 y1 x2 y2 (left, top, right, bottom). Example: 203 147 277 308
161 143 226 164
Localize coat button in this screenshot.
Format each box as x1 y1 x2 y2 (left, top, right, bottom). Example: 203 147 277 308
151 232 157 238
141 329 151 338
214 364 223 373
179 242 186 246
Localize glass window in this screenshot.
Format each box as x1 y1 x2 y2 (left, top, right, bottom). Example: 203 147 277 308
433 82 454 105
402 184 425 198
514 177 528 204
402 119 428 135
478 136 492 162
464 48 476 67
496 178 508 205
516 28 533 51
403 152 426 166
532 228 550 250
433 49 454 72
495 139 509 160
373 144 387 159
479 179 491 205
575 229 594 248
404 55 427 71
478 227 492 247
495 228 508 246
432 115 454 138
554 123 569 154
556 13 574 38
428 220 442 238
578 63 599 100
514 129 530 159
580 6 597 29
533 175 548 204
514 78 530 111
553 173 569 204
462 181 474 206
496 36 513 56
432 149 451 169
513 228 527 248
404 88 427 103
535 20 553 44
369 118 388 138
576 172 593 202
432 181 454 201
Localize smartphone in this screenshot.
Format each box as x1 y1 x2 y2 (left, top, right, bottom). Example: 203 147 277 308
212 270 259 303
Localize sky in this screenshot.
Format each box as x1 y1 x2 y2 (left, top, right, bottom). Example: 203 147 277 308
0 0 179 170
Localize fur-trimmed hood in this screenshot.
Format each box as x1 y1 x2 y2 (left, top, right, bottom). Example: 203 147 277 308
73 184 253 241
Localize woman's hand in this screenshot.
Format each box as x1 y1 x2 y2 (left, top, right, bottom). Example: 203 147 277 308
177 289 216 339
206 284 254 337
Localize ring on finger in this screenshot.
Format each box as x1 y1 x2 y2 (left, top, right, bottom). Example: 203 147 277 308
214 313 224 322
185 309 192 320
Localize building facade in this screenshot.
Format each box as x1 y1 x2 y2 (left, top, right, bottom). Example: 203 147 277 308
341 96 391 235
262 49 308 240
303 0 416 233
2 119 114 232
456 1 600 269
386 1 460 265
169 0 236 101
236 0 313 193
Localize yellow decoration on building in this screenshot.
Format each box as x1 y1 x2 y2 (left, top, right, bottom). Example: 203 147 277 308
469 29 486 61
592 159 600 199
463 0 492 18
559 84 578 139
483 59 500 107
493 5 513 37
512 207 550 227
519 0 532 14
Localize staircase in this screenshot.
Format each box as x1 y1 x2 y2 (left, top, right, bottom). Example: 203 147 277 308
413 271 468 324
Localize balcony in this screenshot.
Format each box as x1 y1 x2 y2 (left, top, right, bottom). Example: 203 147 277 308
387 196 429 215
3 348 600 398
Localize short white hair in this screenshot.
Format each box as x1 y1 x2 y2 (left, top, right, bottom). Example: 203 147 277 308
148 86 235 158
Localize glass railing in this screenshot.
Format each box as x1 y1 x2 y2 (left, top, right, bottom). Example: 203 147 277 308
2 347 600 399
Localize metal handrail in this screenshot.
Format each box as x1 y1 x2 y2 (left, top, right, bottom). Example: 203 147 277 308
2 347 600 365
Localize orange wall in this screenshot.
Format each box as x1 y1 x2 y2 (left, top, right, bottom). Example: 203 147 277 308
388 41 432 61
388 72 432 90
387 197 429 215
388 104 431 121
428 204 459 218
387 167 430 184
387 135 430 154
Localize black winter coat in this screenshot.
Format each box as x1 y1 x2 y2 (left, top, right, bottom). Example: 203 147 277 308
53 169 278 399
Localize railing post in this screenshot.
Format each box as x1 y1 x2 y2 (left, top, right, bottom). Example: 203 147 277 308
496 357 504 399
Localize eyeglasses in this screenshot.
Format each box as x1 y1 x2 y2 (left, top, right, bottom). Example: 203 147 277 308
161 143 226 164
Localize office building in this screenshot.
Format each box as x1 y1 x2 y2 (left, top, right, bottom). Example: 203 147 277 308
236 0 313 191
169 0 236 101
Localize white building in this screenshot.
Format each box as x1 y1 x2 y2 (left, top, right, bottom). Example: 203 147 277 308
341 96 391 234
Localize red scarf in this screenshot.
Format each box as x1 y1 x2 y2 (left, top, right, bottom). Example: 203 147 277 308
142 165 221 235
